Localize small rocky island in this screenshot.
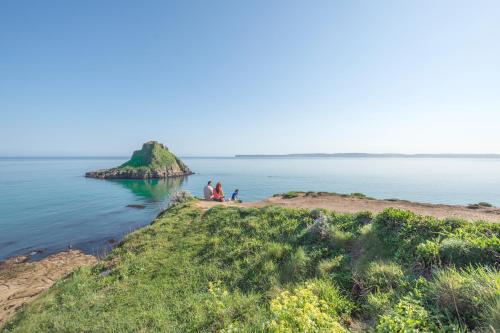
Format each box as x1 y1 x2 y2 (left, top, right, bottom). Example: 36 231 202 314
85 141 193 179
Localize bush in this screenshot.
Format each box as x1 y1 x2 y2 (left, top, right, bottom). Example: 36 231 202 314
468 202 493 209
310 208 329 220
438 238 476 266
167 190 193 208
267 281 352 332
282 191 303 199
306 212 331 243
363 261 405 292
375 298 436 332
304 211 354 249
373 208 500 268
317 255 344 277
425 266 499 330
416 240 440 267
350 192 375 200
363 291 395 320
328 229 354 250
354 211 373 225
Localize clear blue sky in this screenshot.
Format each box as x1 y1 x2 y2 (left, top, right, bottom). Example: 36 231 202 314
1 0 499 156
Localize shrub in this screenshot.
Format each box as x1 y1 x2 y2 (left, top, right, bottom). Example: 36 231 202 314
306 212 331 243
267 281 352 332
363 291 395 320
468 202 493 209
354 211 373 225
363 261 405 292
438 238 476 266
350 192 375 200
328 228 354 250
425 266 499 330
310 208 329 220
282 191 303 199
305 210 358 247
167 190 193 208
305 191 319 198
317 255 347 278
416 240 440 267
373 208 500 267
375 298 436 332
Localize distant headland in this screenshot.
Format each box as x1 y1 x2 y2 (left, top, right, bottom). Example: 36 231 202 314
235 153 500 158
85 141 193 179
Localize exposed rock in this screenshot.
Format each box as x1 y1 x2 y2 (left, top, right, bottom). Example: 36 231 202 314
0 250 96 327
85 141 193 179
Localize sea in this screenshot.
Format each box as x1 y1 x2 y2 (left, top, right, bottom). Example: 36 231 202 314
1 156 500 260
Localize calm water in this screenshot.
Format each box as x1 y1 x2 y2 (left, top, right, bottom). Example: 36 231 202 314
1 157 500 260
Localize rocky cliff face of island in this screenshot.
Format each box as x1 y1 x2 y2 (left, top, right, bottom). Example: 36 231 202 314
85 141 193 179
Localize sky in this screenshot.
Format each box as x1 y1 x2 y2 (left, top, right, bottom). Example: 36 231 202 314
1 0 499 156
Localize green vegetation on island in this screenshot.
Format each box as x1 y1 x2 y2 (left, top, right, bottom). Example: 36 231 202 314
3 196 499 332
85 141 193 179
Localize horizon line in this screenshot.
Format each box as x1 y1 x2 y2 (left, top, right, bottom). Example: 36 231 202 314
2 152 500 159
234 153 500 158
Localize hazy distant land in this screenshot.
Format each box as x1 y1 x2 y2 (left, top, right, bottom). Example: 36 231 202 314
235 153 500 158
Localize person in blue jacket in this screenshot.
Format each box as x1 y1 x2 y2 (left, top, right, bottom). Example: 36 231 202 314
231 189 239 201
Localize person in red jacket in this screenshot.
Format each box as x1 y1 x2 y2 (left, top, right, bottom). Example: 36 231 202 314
213 182 225 202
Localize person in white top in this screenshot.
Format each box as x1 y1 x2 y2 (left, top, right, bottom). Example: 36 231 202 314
203 180 214 200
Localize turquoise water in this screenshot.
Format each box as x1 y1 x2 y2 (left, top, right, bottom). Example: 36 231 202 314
1 157 500 260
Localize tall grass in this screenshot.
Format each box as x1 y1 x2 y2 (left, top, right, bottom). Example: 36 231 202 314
2 203 498 332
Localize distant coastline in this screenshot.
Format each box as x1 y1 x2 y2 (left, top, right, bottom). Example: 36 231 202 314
235 153 500 158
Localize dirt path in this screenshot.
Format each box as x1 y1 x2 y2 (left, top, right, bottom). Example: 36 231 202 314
196 193 500 223
0 250 96 327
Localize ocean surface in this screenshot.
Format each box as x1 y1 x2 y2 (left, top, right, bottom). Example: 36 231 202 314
1 157 500 260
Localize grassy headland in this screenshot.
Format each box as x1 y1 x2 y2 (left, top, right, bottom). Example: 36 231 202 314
3 198 499 332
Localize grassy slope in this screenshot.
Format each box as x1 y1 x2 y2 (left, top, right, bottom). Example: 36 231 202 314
3 202 499 332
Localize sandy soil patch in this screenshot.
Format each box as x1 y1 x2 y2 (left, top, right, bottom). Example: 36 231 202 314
196 193 500 223
0 250 96 327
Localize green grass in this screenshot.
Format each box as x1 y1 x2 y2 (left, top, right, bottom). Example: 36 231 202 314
281 191 304 199
3 203 499 332
280 191 376 200
119 141 185 171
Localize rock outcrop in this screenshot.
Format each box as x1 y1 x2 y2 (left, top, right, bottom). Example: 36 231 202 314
85 141 193 179
0 250 97 327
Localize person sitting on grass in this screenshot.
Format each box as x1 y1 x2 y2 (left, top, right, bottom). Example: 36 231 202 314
203 180 214 200
212 182 225 202
231 189 239 201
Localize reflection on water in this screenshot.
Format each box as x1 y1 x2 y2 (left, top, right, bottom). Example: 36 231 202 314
0 157 192 259
109 177 186 202
2 156 500 260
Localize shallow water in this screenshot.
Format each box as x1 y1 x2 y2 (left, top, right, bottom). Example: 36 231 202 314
1 157 500 260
